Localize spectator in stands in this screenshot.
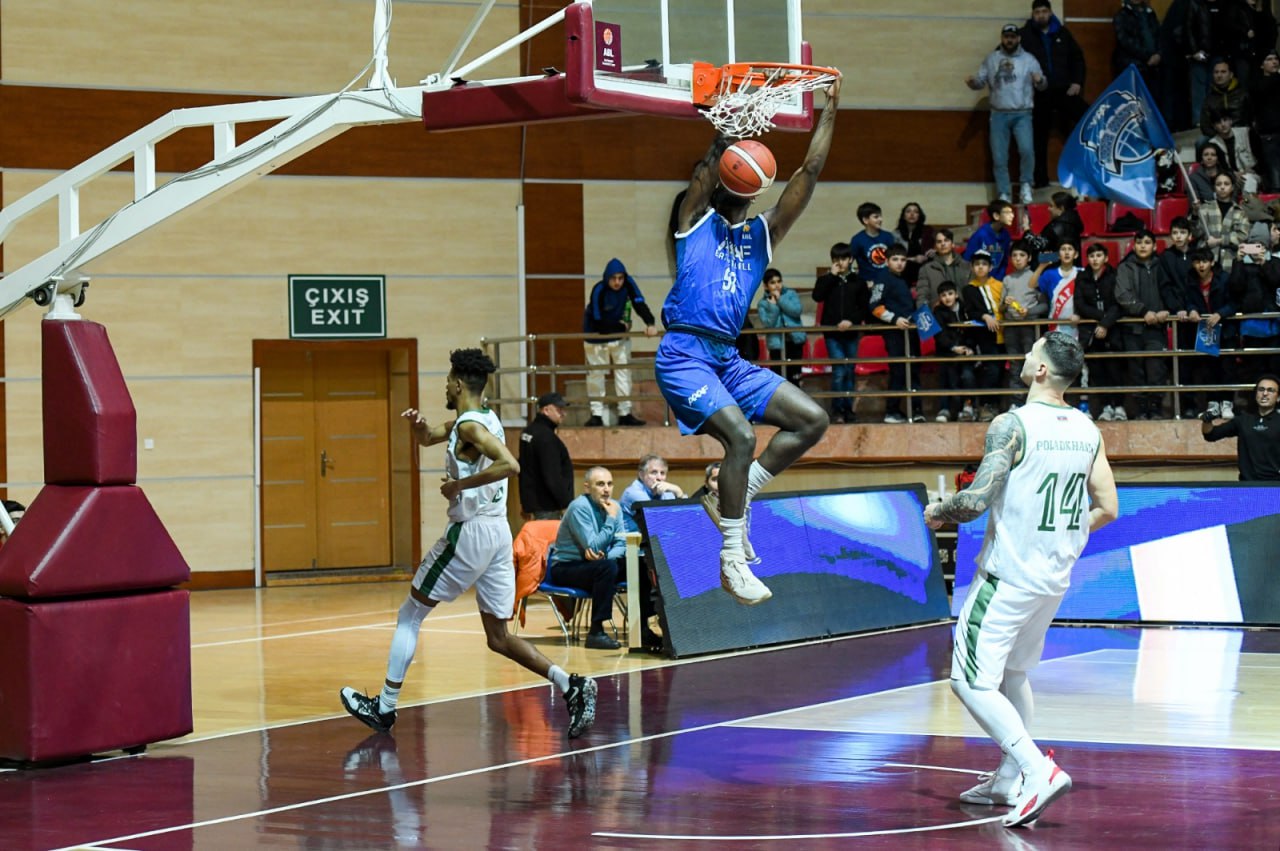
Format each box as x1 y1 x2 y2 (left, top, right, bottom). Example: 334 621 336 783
1207 108 1261 193
1184 0 1215 128
1226 221 1280 387
966 24 1046 204
813 242 867 424
1188 140 1238 202
1199 58 1252 137
619 454 686 534
1202 374 1280 480
964 199 1016 280
932 281 979 422
962 250 1008 419
1199 171 1252 271
1002 241 1051 404
871 245 923 423
691 461 720 503
917 229 972 309
1039 191 1085 256
1181 246 1233 419
1077 243 1128 421
893 202 935 289
1241 0 1278 85
850 202 893 285
518 392 574 520
1253 50 1280 192
1113 0 1163 98
1038 240 1083 340
756 268 806 385
582 258 657 427
1116 229 1180 419
550 466 624 650
1158 217 1196 293
1020 0 1088 189
1206 0 1255 85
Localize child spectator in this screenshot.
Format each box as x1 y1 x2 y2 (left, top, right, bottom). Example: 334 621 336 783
756 268 806 384
961 250 1007 419
1002 241 1051 405
931 281 979 423
893 201 935 289
1076 243 1127 421
917 228 971 309
1207 108 1261 194
1038 191 1084 256
1116 229 1180 419
850 201 894 285
1198 172 1252 272
1182 246 1233 419
813 242 867 423
1157 217 1195 293
964 199 1015 280
870 244 923 423
1038 240 1083 336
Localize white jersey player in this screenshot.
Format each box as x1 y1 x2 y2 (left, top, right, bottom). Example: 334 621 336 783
925 331 1119 829
340 348 597 739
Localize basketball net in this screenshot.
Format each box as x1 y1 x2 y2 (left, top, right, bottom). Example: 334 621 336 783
700 64 840 138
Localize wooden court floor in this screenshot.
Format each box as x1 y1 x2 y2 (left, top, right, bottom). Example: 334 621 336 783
3 582 1280 850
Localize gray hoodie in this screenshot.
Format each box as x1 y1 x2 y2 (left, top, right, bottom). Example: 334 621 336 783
973 46 1046 112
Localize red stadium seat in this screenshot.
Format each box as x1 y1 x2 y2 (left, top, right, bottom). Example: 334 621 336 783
1024 202 1052 234
1103 202 1153 234
1076 201 1108 236
1153 195 1189 234
855 334 888 376
799 337 831 376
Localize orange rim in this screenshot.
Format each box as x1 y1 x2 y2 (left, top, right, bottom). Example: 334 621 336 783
691 61 840 106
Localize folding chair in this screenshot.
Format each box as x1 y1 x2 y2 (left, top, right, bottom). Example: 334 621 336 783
537 546 591 642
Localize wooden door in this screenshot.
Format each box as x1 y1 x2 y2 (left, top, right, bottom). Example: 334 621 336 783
261 348 391 572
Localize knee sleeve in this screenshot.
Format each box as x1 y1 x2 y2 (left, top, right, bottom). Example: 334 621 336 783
385 595 432 684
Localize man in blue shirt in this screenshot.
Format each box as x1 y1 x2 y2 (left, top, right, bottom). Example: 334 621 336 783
619 454 686 533
550 466 625 650
655 78 841 606
964 199 1016 280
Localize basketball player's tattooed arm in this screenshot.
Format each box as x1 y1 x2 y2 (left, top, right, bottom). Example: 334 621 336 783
925 413 1022 527
764 76 841 245
440 420 518 500
678 133 736 232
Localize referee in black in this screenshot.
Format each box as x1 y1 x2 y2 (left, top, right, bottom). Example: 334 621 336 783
1202 375 1280 480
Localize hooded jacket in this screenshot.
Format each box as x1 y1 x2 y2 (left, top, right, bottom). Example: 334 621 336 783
582 258 657 343
1020 14 1086 91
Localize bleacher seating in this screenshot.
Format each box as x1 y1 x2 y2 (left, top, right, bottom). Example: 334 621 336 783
1153 196 1189 234
1076 201 1107 236
1102 202 1153 236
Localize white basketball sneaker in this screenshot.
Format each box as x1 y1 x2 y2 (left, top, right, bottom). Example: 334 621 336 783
1003 755 1072 827
720 552 772 605
959 771 1023 806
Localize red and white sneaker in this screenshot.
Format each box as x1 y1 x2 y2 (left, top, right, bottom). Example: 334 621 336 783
959 771 1023 806
1003 755 1071 827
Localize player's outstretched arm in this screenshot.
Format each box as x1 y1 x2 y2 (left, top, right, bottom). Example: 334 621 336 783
763 77 841 245
1086 440 1119 533
678 133 735 233
402 407 452 446
926 413 1022 526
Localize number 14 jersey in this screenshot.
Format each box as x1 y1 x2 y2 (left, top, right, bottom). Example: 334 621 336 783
978 402 1101 595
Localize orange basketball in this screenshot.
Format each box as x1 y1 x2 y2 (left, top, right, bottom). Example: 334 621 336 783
718 140 777 197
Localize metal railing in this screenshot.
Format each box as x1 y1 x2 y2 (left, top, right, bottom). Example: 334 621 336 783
481 312 1280 424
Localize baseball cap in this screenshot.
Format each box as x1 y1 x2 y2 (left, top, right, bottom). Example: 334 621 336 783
1002 23 1020 34
536 392 569 408
971 249 994 263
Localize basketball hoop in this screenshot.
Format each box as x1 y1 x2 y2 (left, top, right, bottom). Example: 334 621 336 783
691 61 841 138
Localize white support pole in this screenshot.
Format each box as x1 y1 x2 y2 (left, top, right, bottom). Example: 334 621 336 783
134 142 156 200
253 366 264 587
516 203 529 417
370 0 392 89
439 0 497 82
660 0 671 70
213 122 236 161
725 0 736 64
448 7 567 82
58 187 80 243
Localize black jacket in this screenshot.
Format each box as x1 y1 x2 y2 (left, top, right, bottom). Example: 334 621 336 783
1020 17 1086 91
517 413 573 514
812 271 869 339
1252 72 1280 136
932 301 977 355
1076 266 1122 338
1040 211 1085 254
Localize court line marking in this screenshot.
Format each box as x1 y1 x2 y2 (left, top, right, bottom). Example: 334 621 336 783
192 607 415 635
592 814 1005 841
191 610 480 648
882 761 984 775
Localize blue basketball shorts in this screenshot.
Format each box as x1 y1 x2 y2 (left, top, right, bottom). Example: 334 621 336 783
655 331 785 435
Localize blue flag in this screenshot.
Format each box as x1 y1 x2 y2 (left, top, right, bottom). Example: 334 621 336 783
1194 319 1220 357
1058 65 1174 210
913 305 941 341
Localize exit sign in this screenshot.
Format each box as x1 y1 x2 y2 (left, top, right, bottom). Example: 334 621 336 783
288 275 386 339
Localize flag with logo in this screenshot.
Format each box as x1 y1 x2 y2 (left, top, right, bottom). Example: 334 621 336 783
1194 319 1221 357
1058 65 1175 210
913 305 941 341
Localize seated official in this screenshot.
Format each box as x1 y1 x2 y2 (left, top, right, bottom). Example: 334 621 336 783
1202 375 1280 481
550 467 624 650
619 454 686 533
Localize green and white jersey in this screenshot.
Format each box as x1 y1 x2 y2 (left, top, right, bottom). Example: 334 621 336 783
978 401 1100 595
446 408 507 523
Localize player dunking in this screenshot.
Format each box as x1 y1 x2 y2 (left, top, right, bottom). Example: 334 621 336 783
925 331 1119 828
339 348 597 739
656 78 841 605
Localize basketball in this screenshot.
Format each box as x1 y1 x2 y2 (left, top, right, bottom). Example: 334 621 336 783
718 140 777 197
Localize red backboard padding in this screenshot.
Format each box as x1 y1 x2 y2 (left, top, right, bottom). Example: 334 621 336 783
0 486 190 598
0 590 192 763
42 319 137 485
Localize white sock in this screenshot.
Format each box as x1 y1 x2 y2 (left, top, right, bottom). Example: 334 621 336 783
951 677 1043 776
548 664 571 693
381 595 432 712
720 515 745 557
745 460 775 504
997 670 1034 778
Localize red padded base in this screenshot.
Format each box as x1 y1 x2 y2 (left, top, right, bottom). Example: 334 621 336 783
0 590 192 763
0 486 189 598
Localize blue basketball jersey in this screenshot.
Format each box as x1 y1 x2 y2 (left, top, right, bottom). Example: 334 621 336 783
663 209 773 342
